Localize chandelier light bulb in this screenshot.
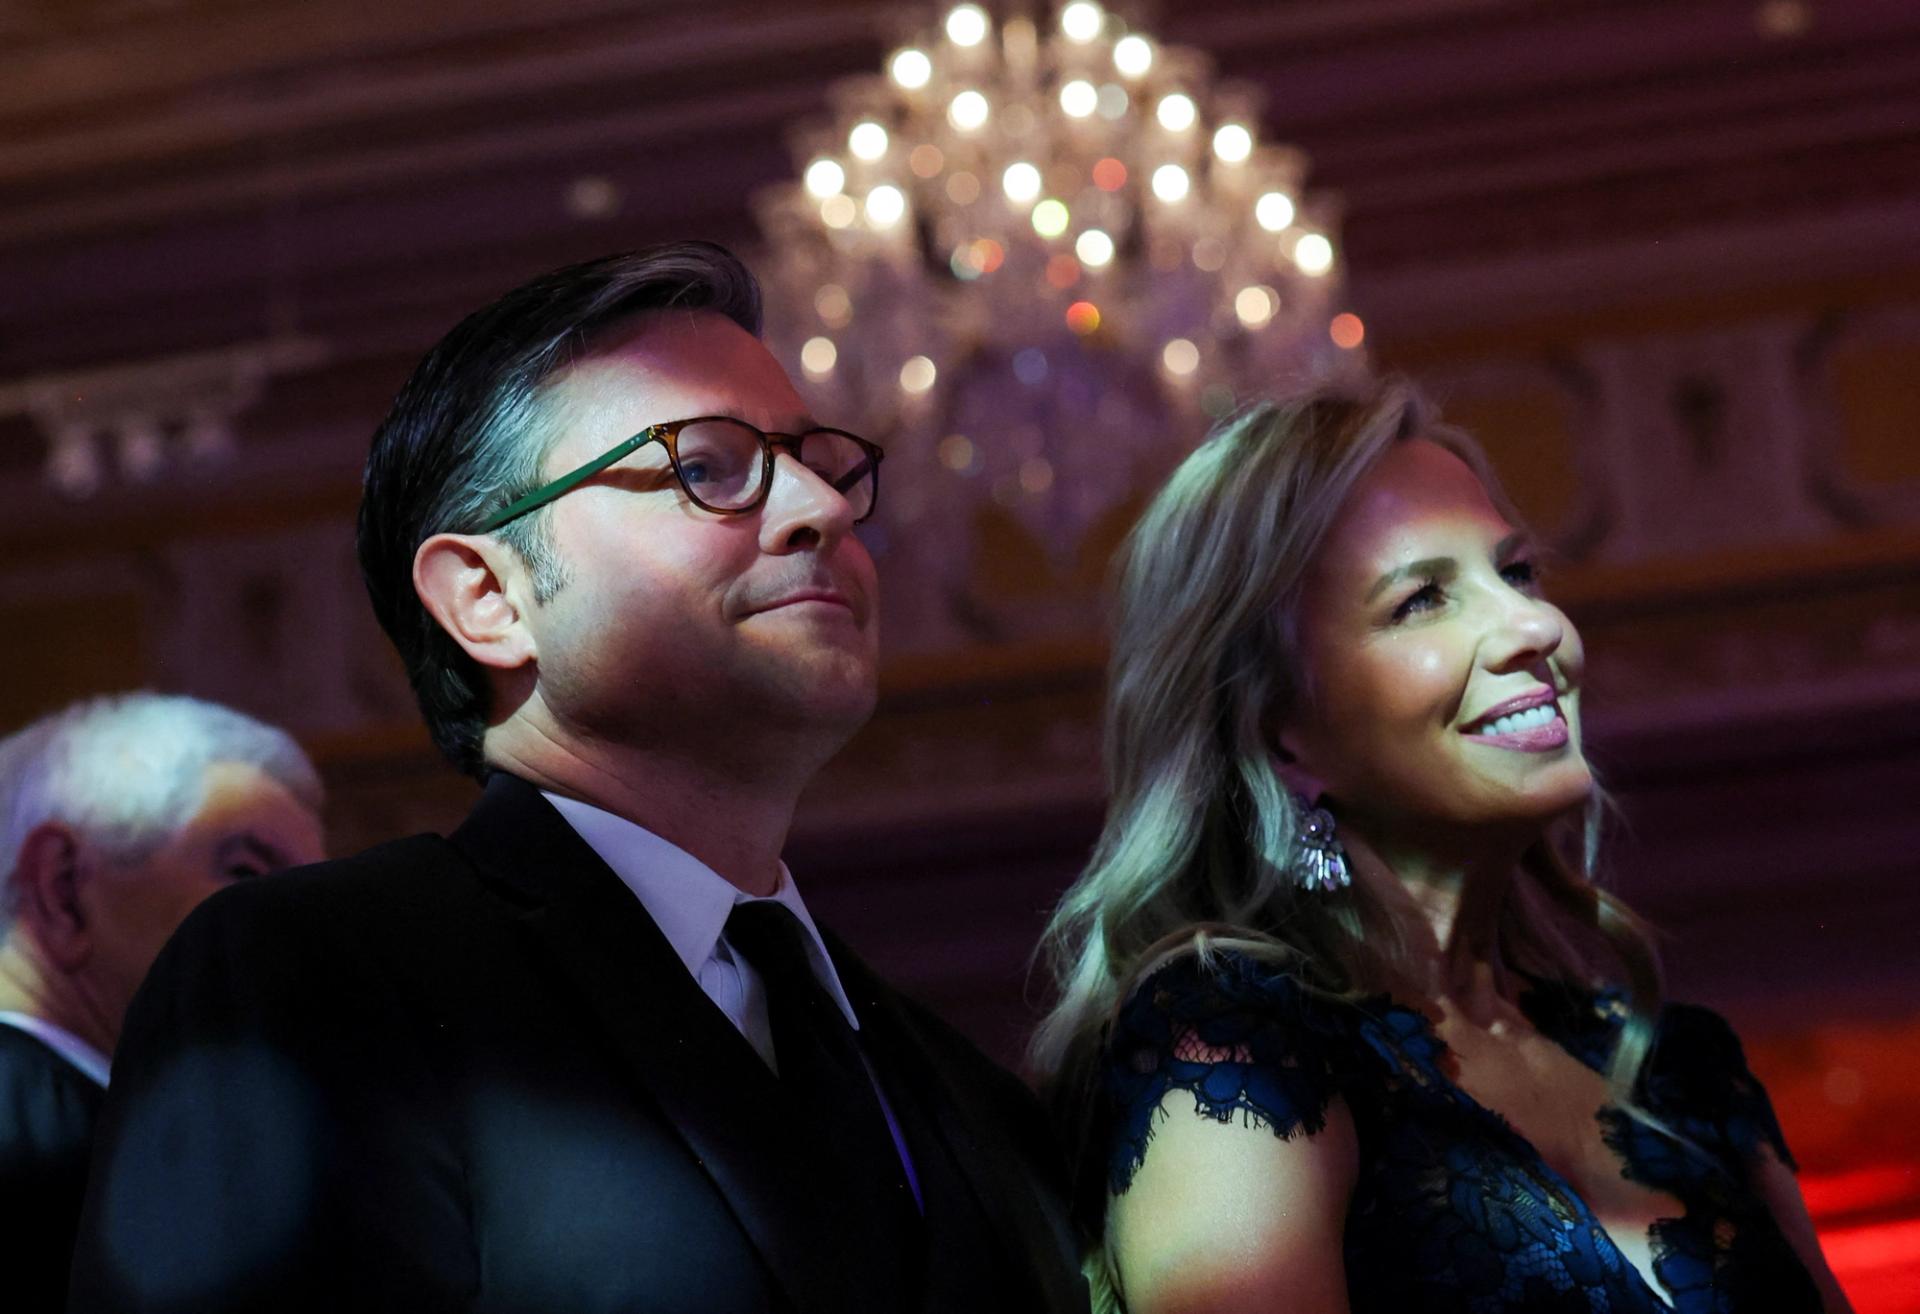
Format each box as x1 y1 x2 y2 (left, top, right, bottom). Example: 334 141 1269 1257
814 283 853 327
767 0 1340 565
1060 1 1104 43
1255 190 1296 231
865 184 907 227
848 121 889 161
1031 198 1071 238
1065 301 1101 335
899 355 939 394
946 4 989 47
889 47 933 90
801 337 838 377
1075 228 1116 267
1235 284 1277 328
948 89 990 131
909 145 944 178
1295 232 1334 275
1212 123 1253 163
1059 79 1099 118
1002 161 1043 204
1155 93 1197 132
1113 34 1153 77
804 158 846 198
1020 456 1056 492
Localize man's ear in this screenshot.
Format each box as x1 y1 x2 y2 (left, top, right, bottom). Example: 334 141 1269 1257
413 532 539 673
12 822 92 972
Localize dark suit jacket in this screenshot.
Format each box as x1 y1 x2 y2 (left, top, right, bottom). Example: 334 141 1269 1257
0 1023 105 1313
69 774 1087 1313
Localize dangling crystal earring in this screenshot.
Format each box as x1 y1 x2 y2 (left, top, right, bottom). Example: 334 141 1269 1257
1294 800 1353 892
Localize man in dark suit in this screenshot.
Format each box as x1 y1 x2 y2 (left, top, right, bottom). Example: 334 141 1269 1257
72 243 1088 1312
0 692 324 1312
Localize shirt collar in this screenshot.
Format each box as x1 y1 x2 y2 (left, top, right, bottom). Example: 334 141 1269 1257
541 791 861 1029
0 1011 110 1088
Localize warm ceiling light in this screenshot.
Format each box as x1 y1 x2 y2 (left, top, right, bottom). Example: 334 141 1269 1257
801 337 838 376
1255 191 1295 232
1155 93 1196 131
1059 79 1098 118
1075 229 1115 267
1060 1 1104 42
1002 162 1043 204
1295 232 1334 275
804 158 845 198
899 355 939 394
948 89 990 131
848 121 889 161
1113 34 1153 77
889 48 932 90
1151 164 1190 202
1031 198 1071 238
1212 124 1253 163
1235 285 1277 328
946 4 989 47
865 185 907 227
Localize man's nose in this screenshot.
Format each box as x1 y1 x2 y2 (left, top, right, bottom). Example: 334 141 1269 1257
758 451 856 552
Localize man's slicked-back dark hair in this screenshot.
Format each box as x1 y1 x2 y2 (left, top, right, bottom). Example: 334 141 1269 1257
358 241 764 779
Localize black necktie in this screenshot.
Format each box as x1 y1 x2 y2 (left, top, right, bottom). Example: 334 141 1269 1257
724 901 923 1297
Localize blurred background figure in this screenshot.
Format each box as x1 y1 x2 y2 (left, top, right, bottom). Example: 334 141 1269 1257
1 0 1917 1307
0 692 324 1313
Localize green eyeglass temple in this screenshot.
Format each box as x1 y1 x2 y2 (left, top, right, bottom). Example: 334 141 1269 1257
475 420 883 534
477 430 661 533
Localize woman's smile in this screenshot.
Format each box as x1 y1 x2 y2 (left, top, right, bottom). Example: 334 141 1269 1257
1459 685 1572 752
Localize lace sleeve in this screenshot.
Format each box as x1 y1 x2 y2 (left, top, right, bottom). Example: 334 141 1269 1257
1645 1002 1798 1175
1101 952 1346 1195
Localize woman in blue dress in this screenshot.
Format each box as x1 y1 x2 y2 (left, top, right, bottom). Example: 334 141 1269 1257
1031 380 1851 1313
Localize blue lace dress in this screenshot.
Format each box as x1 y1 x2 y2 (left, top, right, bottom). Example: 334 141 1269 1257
1100 952 1822 1313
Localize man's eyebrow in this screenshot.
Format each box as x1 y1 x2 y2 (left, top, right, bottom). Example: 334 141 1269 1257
1366 556 1455 603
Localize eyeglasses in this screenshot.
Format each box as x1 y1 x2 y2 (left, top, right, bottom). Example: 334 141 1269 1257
476 416 885 533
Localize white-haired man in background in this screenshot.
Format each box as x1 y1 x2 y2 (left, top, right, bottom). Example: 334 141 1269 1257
0 691 325 1313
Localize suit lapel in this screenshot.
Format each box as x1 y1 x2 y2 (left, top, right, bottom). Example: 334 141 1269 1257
450 775 864 1312
828 939 1088 1314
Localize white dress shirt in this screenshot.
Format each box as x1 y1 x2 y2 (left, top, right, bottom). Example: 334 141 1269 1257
0 1010 111 1088
543 792 924 1208
542 791 861 1072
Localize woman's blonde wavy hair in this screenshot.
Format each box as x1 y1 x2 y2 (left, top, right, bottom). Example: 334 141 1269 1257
1030 378 1662 1289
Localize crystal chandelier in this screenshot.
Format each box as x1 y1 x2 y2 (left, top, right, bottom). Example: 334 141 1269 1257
756 1 1355 643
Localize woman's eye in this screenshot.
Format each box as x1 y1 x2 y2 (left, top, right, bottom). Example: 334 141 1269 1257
1500 559 1540 590
224 863 267 881
678 460 711 486
1392 582 1443 622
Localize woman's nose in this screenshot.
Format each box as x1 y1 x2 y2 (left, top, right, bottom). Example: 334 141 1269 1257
1486 589 1564 670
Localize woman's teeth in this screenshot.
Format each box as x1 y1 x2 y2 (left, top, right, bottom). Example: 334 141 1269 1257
1476 703 1559 736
